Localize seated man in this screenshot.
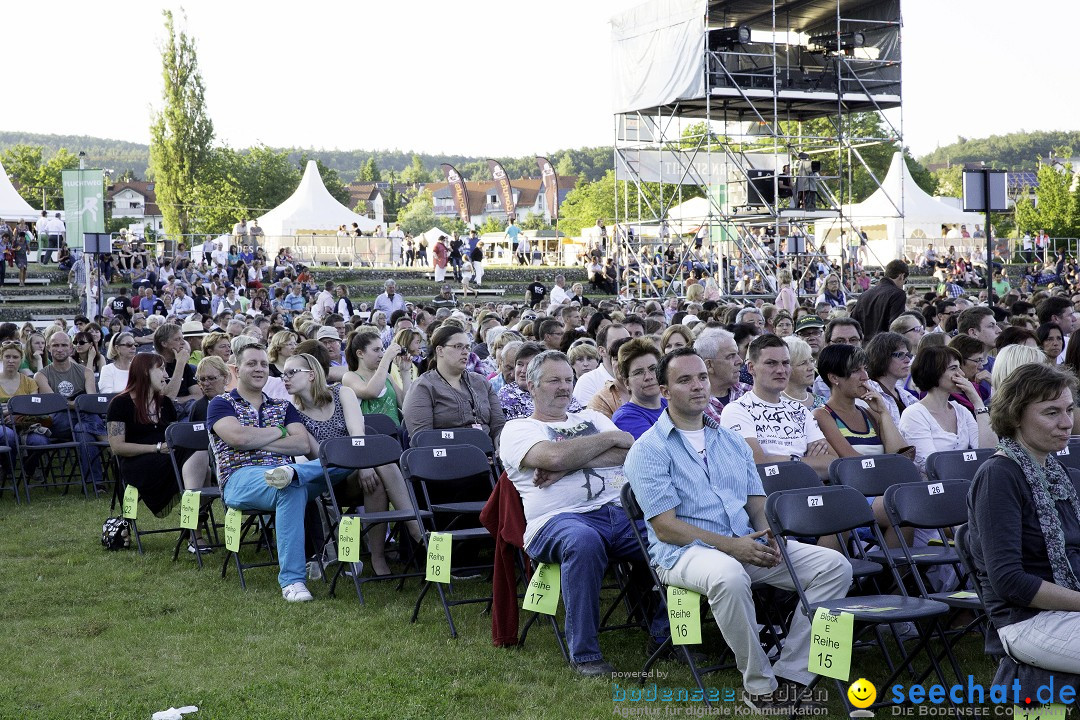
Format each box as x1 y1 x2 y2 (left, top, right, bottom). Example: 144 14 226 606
206 343 328 603
720 334 838 479
626 348 852 710
499 349 667 676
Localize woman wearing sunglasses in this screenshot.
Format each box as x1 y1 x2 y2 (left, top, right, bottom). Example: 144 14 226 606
72 331 105 375
98 332 138 393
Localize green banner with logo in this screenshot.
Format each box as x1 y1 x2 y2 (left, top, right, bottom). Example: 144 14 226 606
61 169 104 249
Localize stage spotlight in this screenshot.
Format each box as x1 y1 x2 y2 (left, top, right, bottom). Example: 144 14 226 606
809 31 865 53
708 25 752 51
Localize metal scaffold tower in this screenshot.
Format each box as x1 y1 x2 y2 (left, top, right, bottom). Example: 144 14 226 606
609 0 903 299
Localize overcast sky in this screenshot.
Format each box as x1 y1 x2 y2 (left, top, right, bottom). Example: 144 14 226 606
2 1 1074 159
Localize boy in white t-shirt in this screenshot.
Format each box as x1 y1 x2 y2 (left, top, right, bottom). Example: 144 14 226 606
720 334 836 479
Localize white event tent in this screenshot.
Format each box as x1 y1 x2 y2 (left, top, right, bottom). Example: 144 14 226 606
0 159 42 222
815 152 986 264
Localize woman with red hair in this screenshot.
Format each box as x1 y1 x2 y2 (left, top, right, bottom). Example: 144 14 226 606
107 353 205 551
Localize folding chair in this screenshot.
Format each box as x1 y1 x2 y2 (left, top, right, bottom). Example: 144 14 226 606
401 444 495 638
925 448 995 483
363 413 404 448
620 484 733 704
411 426 503 478
318 435 431 604
8 393 87 501
765 485 954 714
73 393 116 498
882 479 982 683
166 421 221 569
1052 438 1080 473
756 460 823 496
0 444 18 504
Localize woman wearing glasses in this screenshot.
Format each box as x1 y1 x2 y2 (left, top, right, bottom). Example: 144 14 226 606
948 335 992 416
402 325 505 445
342 332 410 424
282 352 420 577
98 332 138 393
864 332 919 426
72 331 105 375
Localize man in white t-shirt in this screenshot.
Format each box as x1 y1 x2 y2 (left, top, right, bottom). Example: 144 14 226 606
388 224 405 266
499 350 667 677
547 274 570 311
312 280 336 322
571 323 630 406
720 334 837 479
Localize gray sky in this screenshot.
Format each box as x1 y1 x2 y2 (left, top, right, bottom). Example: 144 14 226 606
1 0 1073 158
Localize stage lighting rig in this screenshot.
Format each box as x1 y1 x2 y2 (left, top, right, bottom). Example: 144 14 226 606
708 25 751 51
809 31 865 53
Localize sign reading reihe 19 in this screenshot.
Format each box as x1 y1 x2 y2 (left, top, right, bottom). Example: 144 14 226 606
61 169 105 249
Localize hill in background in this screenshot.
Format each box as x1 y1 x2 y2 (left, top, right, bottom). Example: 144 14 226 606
918 130 1080 169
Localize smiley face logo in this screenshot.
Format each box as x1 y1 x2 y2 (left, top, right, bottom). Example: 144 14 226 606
847 678 876 709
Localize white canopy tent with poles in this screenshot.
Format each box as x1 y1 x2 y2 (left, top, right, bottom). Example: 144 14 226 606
0 159 42 222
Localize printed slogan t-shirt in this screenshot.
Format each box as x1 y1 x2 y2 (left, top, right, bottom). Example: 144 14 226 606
718 392 824 459
500 409 627 550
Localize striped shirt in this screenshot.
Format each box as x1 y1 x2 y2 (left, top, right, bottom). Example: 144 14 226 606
625 410 764 570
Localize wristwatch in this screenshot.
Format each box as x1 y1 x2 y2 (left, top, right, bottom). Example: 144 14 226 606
974 407 989 416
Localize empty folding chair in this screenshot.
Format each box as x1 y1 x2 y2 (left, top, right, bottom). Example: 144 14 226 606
318 434 431 603
401 444 495 638
765 485 953 715
363 413 404 448
8 393 87 501
756 460 823 496
166 421 221 569
411 426 502 477
1052 438 1080 474
925 448 995 483
74 393 116 498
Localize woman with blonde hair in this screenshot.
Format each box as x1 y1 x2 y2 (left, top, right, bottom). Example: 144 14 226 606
98 332 137 393
201 332 233 362
991 344 1047 390
391 327 424 386
685 283 705 303
782 335 824 410
20 332 45 377
774 268 798 313
816 272 848 309
660 325 694 355
267 330 298 377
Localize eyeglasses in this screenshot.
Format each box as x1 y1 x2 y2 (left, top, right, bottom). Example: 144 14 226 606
890 351 914 360
115 343 136 348
280 368 314 380
902 326 925 335
629 363 659 379
196 375 223 384
442 343 470 352
0 341 21 349
75 341 90 346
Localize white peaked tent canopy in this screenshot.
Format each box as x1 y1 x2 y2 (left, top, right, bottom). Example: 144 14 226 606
259 161 377 237
0 159 41 222
418 227 451 246
816 152 985 263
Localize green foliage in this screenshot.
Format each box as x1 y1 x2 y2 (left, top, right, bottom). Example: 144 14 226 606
519 214 553 231
1018 164 1077 237
396 190 436 236
477 216 506 234
932 165 963 198
190 145 301 234
356 156 381 183
400 154 436 185
0 144 80 209
920 130 1080 170
148 10 214 237
0 131 150 178
558 170 617 236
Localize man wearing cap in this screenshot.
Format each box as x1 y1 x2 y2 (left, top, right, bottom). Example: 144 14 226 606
851 259 908 339
181 321 206 363
793 316 825 357
373 279 406 316
171 285 195 320
317 326 345 367
432 285 457 310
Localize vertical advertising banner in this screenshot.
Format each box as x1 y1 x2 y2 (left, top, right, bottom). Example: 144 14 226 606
62 169 104 249
486 159 516 219
535 157 559 221
440 163 471 225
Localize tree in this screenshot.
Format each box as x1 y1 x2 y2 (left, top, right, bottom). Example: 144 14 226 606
932 165 964 198
1033 162 1077 238
400 154 434 185
558 170 617 236
190 145 301 234
148 10 215 238
396 190 436 236
0 144 79 209
357 157 381 183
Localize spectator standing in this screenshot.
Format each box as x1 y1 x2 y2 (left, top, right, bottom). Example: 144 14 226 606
851 259 908 339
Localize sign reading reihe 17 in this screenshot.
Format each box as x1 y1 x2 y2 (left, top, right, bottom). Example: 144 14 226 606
61 169 105 250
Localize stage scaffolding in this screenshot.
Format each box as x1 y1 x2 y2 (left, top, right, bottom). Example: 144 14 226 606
610 0 903 299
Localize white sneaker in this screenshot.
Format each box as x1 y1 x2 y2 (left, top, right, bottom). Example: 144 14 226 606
281 582 313 602
264 465 295 489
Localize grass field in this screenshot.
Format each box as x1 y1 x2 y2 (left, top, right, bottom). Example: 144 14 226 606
0 491 999 720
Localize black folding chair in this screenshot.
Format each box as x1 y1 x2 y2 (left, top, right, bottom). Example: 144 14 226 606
207 441 278 589
401 444 495 638
765 485 954 714
363 413 404 448
318 434 431 603
165 421 221 569
411 426 503 479
8 393 87 501
1053 439 1080 474
620 484 733 704
925 448 995 483
73 393 116 498
882 480 982 683
756 460 823 496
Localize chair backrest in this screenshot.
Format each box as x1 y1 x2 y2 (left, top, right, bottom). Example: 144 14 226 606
884 478 971 530
363 413 402 441
953 523 977 582
1053 439 1080 473
411 427 494 456
400 445 491 485
829 453 920 496
925 448 995 483
320 434 403 470
165 421 211 452
620 482 644 522
9 393 71 416
954 522 1005 655
756 461 823 496
765 485 875 539
75 393 114 417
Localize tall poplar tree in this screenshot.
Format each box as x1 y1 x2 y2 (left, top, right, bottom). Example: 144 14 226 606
148 10 214 238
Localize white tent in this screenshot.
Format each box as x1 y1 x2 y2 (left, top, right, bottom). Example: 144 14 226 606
0 159 41 222
816 152 986 263
418 227 451 246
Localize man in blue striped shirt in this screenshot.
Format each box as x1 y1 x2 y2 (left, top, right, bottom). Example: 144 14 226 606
625 348 852 711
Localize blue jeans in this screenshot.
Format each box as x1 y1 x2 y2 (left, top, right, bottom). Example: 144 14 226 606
221 460 329 589
527 503 668 663
50 411 106 487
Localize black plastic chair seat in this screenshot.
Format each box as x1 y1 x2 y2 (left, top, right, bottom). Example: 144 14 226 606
865 545 956 565
849 558 884 578
430 501 485 514
434 527 490 542
926 591 984 610
345 508 430 523
810 595 949 623
192 486 221 500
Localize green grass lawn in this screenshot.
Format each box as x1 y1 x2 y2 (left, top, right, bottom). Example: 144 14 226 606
0 492 999 719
